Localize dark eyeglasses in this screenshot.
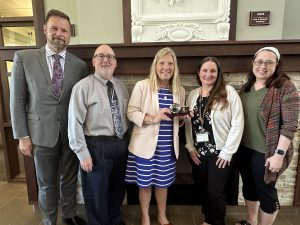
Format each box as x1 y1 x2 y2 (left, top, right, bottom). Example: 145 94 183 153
93 54 116 61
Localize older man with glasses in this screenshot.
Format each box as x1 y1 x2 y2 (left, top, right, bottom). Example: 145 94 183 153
68 44 129 225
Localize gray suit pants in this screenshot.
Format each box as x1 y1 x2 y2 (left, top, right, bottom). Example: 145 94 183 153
33 136 79 225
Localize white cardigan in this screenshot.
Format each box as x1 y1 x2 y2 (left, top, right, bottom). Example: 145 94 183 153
185 85 244 161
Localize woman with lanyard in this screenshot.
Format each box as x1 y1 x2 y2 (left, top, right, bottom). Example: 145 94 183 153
185 56 244 225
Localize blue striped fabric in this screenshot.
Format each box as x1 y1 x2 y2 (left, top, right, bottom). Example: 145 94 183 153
125 88 176 188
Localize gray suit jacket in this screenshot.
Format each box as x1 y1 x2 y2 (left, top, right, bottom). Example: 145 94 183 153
10 47 89 147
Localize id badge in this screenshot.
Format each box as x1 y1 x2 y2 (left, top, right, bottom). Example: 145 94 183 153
196 132 209 142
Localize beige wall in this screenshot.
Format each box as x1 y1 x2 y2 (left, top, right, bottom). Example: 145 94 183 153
43 0 123 44
236 0 285 40
283 0 300 39
43 0 80 44
44 0 300 43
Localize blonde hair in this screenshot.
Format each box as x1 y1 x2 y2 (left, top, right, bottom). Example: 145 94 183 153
148 47 181 93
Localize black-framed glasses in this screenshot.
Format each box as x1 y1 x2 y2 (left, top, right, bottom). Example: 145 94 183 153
253 60 277 67
93 54 116 61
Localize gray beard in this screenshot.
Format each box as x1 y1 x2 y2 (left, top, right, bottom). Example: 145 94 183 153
50 39 66 51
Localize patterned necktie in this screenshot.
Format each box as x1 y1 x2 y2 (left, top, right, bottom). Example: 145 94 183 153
52 54 63 96
106 80 125 139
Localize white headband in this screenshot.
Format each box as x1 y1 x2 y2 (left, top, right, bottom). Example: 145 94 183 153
254 47 280 60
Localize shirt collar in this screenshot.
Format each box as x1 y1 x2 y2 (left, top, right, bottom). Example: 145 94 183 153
45 44 66 60
94 73 114 86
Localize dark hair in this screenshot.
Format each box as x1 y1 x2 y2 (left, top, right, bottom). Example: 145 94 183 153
45 9 72 28
240 50 290 93
197 56 228 110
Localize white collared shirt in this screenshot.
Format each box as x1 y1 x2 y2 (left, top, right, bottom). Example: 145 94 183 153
45 44 66 79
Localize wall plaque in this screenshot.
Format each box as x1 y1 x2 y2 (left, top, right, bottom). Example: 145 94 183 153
249 11 270 26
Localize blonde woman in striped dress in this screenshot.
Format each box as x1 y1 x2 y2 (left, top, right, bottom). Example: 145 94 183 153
125 47 186 225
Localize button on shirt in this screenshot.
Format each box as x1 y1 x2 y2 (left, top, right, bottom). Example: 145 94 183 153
68 73 130 161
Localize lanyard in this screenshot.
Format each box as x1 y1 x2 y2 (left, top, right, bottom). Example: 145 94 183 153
198 96 209 131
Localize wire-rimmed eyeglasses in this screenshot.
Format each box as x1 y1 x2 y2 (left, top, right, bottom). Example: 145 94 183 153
253 60 277 67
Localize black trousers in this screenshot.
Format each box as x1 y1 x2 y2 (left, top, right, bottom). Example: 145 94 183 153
193 155 233 225
237 145 280 213
81 135 128 225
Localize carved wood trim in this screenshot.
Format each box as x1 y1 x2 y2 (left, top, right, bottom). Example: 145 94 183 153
32 0 46 46
122 0 132 44
229 0 237 40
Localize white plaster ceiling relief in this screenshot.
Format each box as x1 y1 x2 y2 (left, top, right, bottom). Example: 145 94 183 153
217 22 230 39
156 23 207 41
216 0 231 39
131 0 232 42
153 0 184 7
131 11 144 42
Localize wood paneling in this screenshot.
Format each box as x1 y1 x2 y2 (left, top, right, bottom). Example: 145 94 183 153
3 40 300 73
32 0 46 46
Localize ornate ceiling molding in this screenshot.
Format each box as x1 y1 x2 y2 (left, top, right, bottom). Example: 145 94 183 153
153 0 184 7
131 0 231 42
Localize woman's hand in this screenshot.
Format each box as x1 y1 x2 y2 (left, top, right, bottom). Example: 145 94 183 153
189 150 201 165
216 157 230 168
153 108 172 123
178 111 194 120
188 111 194 118
265 154 284 173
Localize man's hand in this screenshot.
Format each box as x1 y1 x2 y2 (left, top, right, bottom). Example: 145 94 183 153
19 137 33 157
80 156 93 173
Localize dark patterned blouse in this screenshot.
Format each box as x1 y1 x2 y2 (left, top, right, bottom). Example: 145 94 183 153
191 96 219 156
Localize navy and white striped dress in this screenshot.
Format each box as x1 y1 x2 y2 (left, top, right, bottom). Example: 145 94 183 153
125 88 176 188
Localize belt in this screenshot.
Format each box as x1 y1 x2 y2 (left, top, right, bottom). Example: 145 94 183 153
85 132 128 142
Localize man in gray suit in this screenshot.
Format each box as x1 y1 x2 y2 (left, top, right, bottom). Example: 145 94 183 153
10 9 88 225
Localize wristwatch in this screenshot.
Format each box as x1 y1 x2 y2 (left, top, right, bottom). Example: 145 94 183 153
275 149 285 156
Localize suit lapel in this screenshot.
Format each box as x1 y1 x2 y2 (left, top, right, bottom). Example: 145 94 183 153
37 48 59 98
60 52 72 98
37 47 52 85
